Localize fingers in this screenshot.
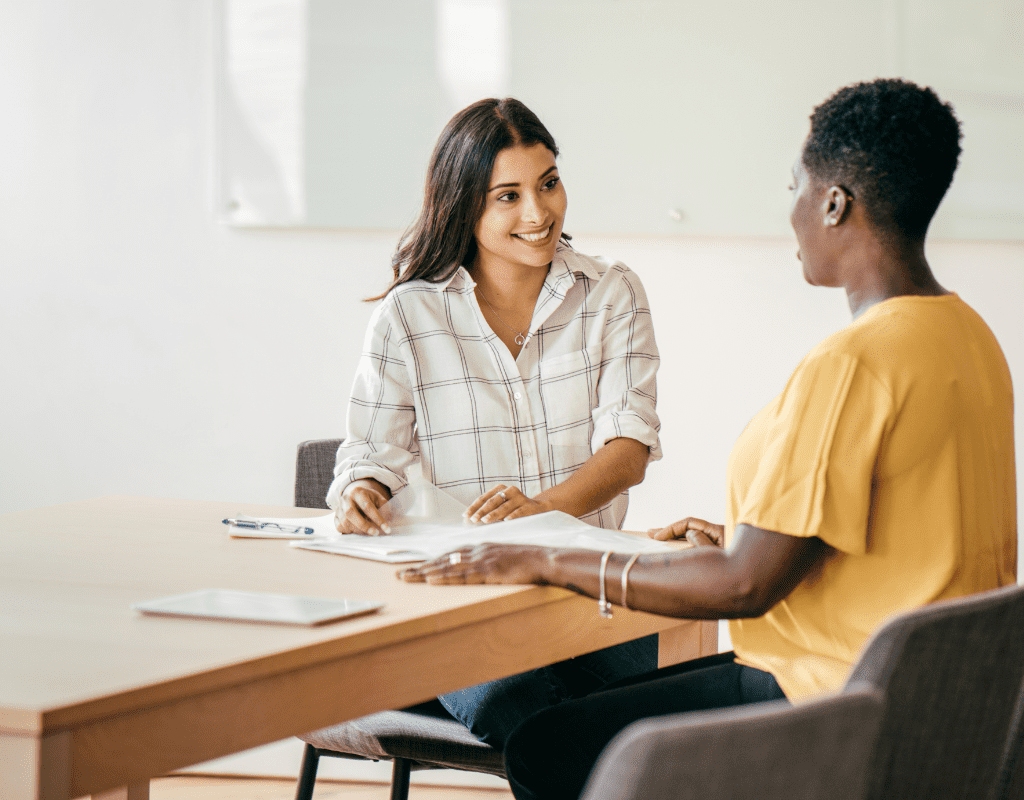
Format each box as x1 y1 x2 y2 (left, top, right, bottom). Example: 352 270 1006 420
685 529 718 548
396 543 546 586
465 485 528 524
337 485 391 535
689 519 726 547
648 517 725 546
504 502 547 521
397 548 484 584
649 519 690 541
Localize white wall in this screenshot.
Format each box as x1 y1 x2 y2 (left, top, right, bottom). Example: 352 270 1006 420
1 0 1021 784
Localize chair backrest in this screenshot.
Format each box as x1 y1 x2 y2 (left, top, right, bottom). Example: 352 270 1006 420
579 686 885 800
294 438 343 509
846 582 1024 800
995 677 1024 800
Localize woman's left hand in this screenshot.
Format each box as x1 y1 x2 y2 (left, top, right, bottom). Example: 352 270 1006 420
465 485 552 524
397 543 553 585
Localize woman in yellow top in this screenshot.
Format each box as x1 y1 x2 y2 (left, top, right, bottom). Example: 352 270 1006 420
400 77 1017 800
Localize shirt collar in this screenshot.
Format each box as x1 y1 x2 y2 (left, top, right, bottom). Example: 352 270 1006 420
548 242 599 289
429 241 597 293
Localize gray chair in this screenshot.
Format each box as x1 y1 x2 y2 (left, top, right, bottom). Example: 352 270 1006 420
293 437 343 511
581 581 1024 800
996 676 1024 799
581 686 886 800
292 438 506 800
848 581 1024 800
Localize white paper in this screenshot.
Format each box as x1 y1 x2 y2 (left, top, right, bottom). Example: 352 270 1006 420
225 512 337 539
229 479 676 563
293 513 676 562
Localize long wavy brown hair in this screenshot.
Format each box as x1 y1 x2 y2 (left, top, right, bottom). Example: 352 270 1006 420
372 98 569 299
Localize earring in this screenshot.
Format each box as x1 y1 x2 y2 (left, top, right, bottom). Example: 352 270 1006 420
828 218 838 226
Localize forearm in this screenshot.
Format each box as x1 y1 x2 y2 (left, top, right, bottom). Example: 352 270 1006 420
539 546 758 619
400 525 831 618
534 437 649 518
328 455 408 511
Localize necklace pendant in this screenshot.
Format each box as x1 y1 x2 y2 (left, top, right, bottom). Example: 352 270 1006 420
515 333 526 346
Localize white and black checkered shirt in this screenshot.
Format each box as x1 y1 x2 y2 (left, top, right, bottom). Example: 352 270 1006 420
327 244 661 529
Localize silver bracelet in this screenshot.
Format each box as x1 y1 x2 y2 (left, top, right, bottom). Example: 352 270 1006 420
598 551 613 618
620 552 642 611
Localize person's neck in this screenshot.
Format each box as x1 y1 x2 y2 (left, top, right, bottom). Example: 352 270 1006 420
470 259 549 311
842 232 947 319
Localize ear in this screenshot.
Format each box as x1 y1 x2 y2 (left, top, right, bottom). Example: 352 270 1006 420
824 186 851 227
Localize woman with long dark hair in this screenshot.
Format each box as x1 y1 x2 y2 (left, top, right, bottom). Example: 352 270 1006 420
327 98 663 746
400 79 1017 799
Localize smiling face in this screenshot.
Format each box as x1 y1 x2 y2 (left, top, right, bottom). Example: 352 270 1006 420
472 142 567 276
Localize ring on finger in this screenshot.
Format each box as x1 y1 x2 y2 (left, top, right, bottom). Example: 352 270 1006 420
449 552 462 566
498 490 507 502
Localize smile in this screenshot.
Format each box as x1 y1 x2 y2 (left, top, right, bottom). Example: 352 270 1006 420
514 226 551 243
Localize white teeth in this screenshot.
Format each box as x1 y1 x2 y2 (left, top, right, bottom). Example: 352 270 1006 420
516 226 550 243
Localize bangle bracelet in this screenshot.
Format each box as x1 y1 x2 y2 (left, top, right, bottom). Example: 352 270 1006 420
598 551 613 618
620 552 642 611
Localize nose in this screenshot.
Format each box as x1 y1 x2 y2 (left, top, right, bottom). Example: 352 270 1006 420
521 191 545 224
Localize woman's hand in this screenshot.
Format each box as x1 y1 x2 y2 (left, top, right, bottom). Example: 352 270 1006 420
336 479 393 535
649 517 725 547
397 543 553 585
465 484 552 524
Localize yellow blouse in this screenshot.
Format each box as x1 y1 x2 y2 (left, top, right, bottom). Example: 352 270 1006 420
727 294 1016 699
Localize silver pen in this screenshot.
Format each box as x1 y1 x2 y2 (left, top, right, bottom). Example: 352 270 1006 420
222 519 316 535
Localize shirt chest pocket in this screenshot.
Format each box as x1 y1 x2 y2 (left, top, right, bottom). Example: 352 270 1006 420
538 347 601 443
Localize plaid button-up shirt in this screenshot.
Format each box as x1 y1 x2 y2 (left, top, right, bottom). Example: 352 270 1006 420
327 244 661 529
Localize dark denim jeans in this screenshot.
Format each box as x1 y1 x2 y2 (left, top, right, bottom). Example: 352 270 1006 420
438 634 659 750
504 651 787 800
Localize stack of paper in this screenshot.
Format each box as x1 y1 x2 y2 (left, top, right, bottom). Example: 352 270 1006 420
229 479 676 563
292 510 673 564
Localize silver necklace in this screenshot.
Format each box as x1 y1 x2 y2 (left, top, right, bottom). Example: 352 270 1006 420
477 289 529 346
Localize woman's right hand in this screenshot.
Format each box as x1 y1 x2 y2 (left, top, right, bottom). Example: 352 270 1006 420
336 479 393 535
648 517 725 547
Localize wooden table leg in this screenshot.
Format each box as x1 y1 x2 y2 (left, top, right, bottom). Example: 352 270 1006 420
657 620 720 668
0 731 71 800
93 784 149 800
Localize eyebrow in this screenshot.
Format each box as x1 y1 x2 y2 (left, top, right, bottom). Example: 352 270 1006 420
488 166 558 193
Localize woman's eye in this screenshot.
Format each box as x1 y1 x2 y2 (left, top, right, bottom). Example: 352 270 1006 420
543 176 561 190
497 191 518 203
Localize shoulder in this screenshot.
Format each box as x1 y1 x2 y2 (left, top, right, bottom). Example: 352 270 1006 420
813 294 997 374
791 294 1000 404
556 244 650 303
557 244 636 282
372 269 471 326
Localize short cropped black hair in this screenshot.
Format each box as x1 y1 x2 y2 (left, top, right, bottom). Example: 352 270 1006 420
802 78 962 239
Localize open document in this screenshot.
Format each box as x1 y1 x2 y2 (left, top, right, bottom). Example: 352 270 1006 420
280 478 678 563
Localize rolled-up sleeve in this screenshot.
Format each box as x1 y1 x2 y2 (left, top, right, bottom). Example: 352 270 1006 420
590 266 662 461
326 305 418 510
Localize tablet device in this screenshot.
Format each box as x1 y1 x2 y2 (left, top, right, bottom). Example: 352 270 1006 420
132 589 384 626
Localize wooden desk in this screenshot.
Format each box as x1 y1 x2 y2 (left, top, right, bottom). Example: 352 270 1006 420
0 496 715 800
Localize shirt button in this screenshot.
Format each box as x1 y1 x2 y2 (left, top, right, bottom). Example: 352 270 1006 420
524 449 533 458
514 392 522 400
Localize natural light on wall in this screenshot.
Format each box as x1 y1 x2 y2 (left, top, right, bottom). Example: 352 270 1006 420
221 0 308 225
436 0 510 110
216 0 1023 238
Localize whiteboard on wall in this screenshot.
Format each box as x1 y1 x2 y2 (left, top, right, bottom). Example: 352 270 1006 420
217 0 1024 239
